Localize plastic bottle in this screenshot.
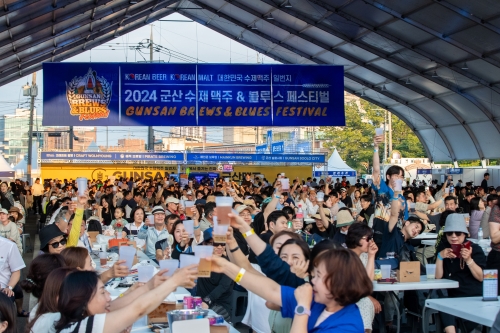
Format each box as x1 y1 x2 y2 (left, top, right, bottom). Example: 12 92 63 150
478 227 483 240
296 204 304 220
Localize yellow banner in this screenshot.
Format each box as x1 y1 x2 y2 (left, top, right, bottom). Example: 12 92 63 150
41 164 312 183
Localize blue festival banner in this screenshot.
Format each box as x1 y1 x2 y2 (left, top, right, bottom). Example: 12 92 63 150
42 63 344 127
271 141 285 154
40 152 185 162
447 168 463 175
417 169 432 175
256 144 268 153
187 153 325 163
313 171 356 177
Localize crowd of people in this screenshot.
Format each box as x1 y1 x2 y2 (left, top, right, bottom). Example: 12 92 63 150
0 133 500 333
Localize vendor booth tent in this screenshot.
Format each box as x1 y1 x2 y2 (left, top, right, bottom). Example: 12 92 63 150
313 149 356 179
0 155 15 178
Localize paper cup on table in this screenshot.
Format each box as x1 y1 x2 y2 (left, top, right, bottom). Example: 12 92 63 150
159 259 179 277
375 127 384 136
381 265 391 279
215 197 233 225
183 220 194 238
194 245 214 278
76 177 87 196
213 224 229 243
317 192 325 202
426 264 436 280
138 265 155 283
180 254 201 268
184 201 195 217
119 246 136 270
281 178 290 192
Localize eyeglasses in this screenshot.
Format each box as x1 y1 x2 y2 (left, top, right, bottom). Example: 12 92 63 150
362 236 373 242
49 238 67 249
445 231 464 237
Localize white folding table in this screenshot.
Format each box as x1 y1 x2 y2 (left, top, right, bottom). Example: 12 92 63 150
423 297 500 333
374 278 459 333
414 233 438 240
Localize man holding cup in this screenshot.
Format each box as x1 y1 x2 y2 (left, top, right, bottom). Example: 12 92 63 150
138 206 170 260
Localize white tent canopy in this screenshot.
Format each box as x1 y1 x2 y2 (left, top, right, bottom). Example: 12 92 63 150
0 155 15 178
314 149 356 179
14 146 40 181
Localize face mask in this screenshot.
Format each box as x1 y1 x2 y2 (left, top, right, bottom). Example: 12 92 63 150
340 230 348 235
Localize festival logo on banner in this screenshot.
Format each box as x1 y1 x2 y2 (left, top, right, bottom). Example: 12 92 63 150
66 68 112 121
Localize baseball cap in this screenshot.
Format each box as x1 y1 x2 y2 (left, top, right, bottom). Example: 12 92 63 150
0 208 8 214
165 197 180 204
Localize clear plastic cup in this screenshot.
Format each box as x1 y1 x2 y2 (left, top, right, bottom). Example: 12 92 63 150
224 177 230 183
281 178 290 192
76 177 87 196
213 224 229 243
99 251 107 266
394 179 403 192
215 197 233 225
183 220 194 238
116 232 122 239
375 127 384 136
119 246 136 270
138 265 155 283
381 265 391 279
194 245 214 259
159 259 179 277
426 264 436 280
184 201 195 217
147 215 155 226
317 192 325 202
180 254 201 268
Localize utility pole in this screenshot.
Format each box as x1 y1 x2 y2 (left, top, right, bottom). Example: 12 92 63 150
69 126 74 150
388 112 393 159
384 111 388 162
147 25 154 151
26 72 37 184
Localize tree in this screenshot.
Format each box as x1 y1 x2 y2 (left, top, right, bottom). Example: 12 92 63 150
319 99 426 173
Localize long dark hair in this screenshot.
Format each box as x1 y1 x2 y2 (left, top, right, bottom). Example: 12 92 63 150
26 268 75 333
20 254 65 299
55 271 99 332
100 195 114 215
172 220 192 248
0 292 16 333
470 197 482 211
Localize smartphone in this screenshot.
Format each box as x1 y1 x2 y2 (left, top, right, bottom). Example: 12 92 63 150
451 241 471 258
449 185 454 193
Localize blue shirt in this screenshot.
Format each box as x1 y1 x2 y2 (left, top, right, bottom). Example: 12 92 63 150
280 286 364 333
374 177 409 220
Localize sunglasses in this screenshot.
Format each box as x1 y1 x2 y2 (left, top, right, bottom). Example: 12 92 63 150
445 231 464 237
49 238 67 249
207 242 225 247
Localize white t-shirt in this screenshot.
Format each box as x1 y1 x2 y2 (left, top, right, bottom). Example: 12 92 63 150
31 313 106 333
315 309 334 327
0 236 25 288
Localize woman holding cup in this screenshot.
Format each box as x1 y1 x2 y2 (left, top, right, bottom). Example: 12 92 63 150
122 207 146 248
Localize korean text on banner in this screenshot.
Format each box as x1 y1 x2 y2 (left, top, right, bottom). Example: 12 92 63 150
42 63 344 127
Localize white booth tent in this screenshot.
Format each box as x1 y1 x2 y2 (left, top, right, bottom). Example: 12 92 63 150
14 153 40 182
313 149 357 182
0 155 15 179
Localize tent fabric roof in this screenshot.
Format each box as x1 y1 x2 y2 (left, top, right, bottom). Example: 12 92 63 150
315 148 355 172
0 155 14 172
2 0 500 162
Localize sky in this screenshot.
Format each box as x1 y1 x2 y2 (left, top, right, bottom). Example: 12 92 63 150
0 12 280 147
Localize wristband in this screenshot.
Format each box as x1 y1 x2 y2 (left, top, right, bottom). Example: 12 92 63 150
193 225 200 230
242 229 255 238
229 246 240 253
466 260 474 266
374 149 378 153
274 195 280 199
437 253 443 260
234 268 246 284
